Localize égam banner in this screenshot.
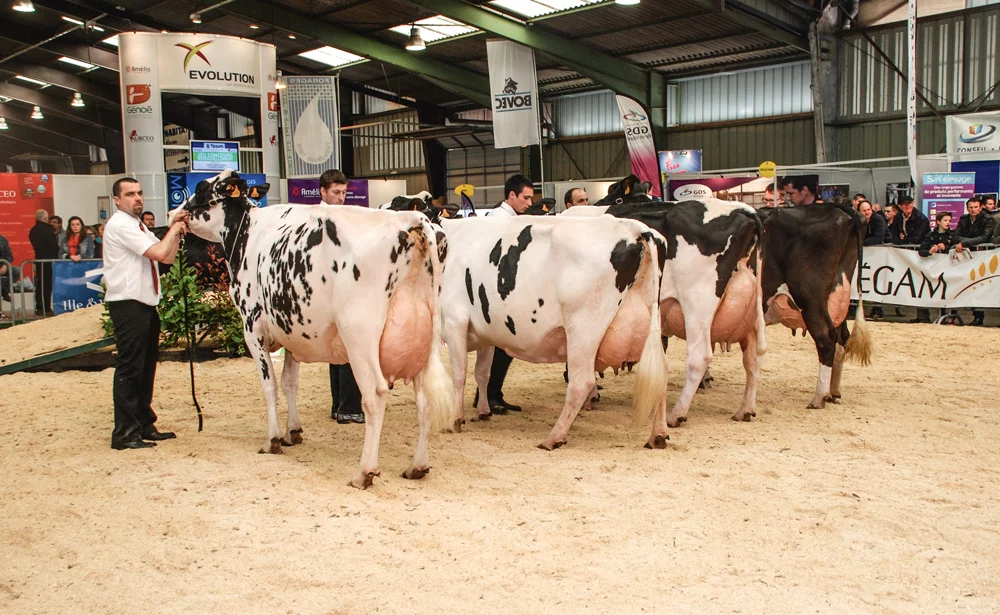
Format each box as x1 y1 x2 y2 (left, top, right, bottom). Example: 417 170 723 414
852 246 1000 308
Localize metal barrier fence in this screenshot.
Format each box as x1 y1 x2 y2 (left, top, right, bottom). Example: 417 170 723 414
1 258 17 325
14 258 104 322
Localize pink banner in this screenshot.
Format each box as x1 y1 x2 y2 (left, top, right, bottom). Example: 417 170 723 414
615 95 661 198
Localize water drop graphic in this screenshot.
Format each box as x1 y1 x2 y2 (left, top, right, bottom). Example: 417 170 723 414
293 93 334 164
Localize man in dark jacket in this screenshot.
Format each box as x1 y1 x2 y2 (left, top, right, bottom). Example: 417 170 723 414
890 196 930 246
28 209 59 316
859 201 886 246
952 198 994 326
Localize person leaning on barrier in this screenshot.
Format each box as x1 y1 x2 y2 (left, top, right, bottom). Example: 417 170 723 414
29 209 59 316
890 196 930 246
0 232 21 303
918 212 955 257
859 201 887 246
952 198 993 326
104 177 189 450
58 216 95 261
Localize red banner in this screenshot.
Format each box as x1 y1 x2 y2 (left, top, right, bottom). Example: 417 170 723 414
0 173 56 268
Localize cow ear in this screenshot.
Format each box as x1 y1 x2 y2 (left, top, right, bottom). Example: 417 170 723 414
248 184 271 199
641 181 651 194
624 182 631 195
227 183 242 198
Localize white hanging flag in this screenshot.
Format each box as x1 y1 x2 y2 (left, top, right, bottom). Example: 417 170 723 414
615 95 662 198
279 75 341 179
487 40 540 149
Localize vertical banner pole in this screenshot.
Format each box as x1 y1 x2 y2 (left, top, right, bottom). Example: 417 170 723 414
907 0 918 191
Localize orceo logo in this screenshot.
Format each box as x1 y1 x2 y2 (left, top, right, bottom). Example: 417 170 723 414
176 41 213 70
127 84 151 104
959 124 998 144
269 135 277 146
0 190 16 198
129 130 155 143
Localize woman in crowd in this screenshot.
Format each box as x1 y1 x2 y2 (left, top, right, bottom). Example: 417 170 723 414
91 223 105 259
58 216 96 262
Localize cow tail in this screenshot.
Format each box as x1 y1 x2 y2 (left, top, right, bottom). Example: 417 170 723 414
412 221 454 433
632 233 669 425
845 209 873 366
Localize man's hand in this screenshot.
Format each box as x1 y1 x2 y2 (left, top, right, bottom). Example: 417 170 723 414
170 209 190 228
937 243 946 252
70 255 82 262
929 245 939 254
954 242 964 253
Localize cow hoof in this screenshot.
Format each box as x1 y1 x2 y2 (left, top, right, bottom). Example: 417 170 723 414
290 429 303 445
349 470 381 490
452 418 466 433
666 416 688 428
829 395 841 404
477 412 492 422
538 440 566 451
807 402 825 410
402 467 429 480
732 411 756 422
644 434 669 449
258 438 283 454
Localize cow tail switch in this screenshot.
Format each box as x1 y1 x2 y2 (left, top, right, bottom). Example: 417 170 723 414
845 210 873 367
632 235 669 425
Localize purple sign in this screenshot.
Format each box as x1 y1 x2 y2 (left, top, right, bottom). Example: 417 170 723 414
922 172 975 229
286 178 369 207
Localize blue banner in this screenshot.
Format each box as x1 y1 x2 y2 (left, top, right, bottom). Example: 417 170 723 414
167 172 268 210
52 260 103 315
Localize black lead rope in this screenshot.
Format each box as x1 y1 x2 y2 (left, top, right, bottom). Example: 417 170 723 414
179 234 204 432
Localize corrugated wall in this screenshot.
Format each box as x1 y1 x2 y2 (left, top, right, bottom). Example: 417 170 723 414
352 109 425 177
677 62 813 124
544 136 629 180
666 116 817 169
446 146 522 205
553 91 623 138
837 117 947 160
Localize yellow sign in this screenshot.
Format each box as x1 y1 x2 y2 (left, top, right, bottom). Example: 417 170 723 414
759 161 776 178
455 184 474 197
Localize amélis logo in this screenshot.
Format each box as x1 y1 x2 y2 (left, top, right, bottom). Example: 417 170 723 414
494 76 532 113
176 41 213 70
129 130 155 143
125 65 150 74
959 123 997 143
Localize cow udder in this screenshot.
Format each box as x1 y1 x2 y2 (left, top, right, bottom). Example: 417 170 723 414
379 281 433 383
595 291 651 371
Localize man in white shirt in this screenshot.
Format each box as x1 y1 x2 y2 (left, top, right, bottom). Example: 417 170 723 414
479 174 533 414
319 169 365 425
104 177 188 450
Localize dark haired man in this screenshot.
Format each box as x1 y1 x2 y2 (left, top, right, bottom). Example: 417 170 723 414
319 169 365 424
889 196 931 322
780 176 818 207
563 187 588 209
104 177 189 449
953 197 994 326
141 211 156 228
852 193 867 210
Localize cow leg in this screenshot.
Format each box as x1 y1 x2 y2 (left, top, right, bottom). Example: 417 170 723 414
540 346 597 451
403 378 433 480
645 390 670 449
733 332 760 422
347 354 389 489
802 306 838 409
666 328 712 428
245 331 283 455
280 352 303 446
473 348 494 420
444 328 469 432
829 321 849 401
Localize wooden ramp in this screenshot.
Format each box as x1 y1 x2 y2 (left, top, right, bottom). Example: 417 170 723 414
0 338 115 376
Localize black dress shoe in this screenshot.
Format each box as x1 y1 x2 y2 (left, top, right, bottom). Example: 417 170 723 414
488 401 508 415
490 398 521 413
970 318 985 327
112 438 156 450
336 412 365 424
141 427 176 441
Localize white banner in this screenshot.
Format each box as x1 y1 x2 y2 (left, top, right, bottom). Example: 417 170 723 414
119 34 163 175
615 95 661 198
278 76 340 179
259 48 280 196
487 40 540 149
906 0 917 184
946 111 1000 158
155 33 265 97
852 246 1000 308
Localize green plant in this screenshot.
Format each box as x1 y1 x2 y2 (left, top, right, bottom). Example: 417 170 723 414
206 285 247 357
99 281 115 339
158 252 210 348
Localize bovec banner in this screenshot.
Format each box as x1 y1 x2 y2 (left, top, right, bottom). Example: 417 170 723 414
615 95 661 198
279 76 340 179
487 40 540 149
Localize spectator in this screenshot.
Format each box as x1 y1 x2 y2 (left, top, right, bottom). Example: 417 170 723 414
93 223 105 259
890 196 930 246
779 176 818 206
953 198 994 326
563 187 588 209
58 216 96 261
918 212 955 257
141 211 156 228
852 193 867 210
859 201 886 246
49 215 65 244
991 213 1000 244
983 196 997 217
28 209 59 316
0 232 21 303
762 184 779 208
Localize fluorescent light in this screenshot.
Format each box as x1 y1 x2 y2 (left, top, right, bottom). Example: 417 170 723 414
61 15 84 25
298 46 366 68
489 0 602 18
71 92 85 107
13 0 35 13
88 23 104 32
615 0 640 4
58 56 96 69
389 15 477 43
30 105 43 120
249 24 259 29
287 33 296 39
14 75 48 86
0 118 8 130
102 34 119 47
190 13 202 24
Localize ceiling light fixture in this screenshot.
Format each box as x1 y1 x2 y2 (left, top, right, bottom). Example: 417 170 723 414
287 33 296 39
71 92 85 107
614 0 640 4
30 105 43 120
249 23 259 29
61 15 84 25
14 75 48 86
405 25 425 51
190 13 202 24
12 0 35 12
0 117 8 130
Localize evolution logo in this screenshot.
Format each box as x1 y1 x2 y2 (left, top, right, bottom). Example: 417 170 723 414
129 130 155 143
176 41 255 85
494 76 532 112
125 84 155 116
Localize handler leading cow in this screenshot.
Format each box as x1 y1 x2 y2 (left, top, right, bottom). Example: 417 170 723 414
171 170 452 489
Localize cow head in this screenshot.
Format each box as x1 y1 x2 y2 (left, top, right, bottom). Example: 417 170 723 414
173 169 269 243
523 198 557 216
595 175 653 206
386 192 452 224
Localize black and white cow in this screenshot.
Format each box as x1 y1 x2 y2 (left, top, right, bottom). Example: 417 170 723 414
171 170 452 489
757 204 872 408
439 215 668 450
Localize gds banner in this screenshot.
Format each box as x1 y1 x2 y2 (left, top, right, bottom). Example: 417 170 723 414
279 76 340 179
487 40 540 149
616 95 661 198
853 246 1000 309
947 111 1000 158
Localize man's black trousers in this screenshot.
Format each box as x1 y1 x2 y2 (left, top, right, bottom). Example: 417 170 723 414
487 348 513 401
330 364 361 415
108 300 160 444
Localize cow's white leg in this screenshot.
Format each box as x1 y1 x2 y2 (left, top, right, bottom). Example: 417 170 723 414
245 330 282 454
809 364 834 409
280 352 303 446
666 327 713 428
645 390 670 449
540 347 597 450
473 348 493 420
829 343 846 401
347 354 389 489
445 327 469 431
403 381 432 480
733 332 760 422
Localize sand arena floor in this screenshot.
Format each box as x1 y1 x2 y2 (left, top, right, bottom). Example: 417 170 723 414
1 320 998 614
